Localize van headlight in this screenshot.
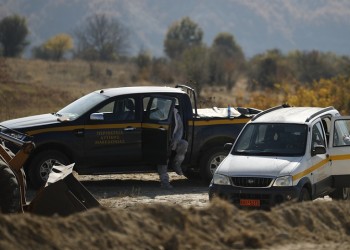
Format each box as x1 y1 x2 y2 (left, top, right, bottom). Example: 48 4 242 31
212 173 231 185
273 176 292 186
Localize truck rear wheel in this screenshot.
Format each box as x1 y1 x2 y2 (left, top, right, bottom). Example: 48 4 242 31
28 150 70 189
329 188 350 200
199 146 229 183
0 161 20 213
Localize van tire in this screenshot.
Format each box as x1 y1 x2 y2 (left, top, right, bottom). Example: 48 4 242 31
298 188 311 202
199 146 229 183
28 150 70 189
0 161 20 213
329 188 350 200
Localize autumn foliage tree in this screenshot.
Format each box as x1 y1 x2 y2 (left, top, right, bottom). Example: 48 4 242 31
33 34 73 61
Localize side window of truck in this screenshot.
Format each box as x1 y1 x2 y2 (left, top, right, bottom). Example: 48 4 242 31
97 97 136 121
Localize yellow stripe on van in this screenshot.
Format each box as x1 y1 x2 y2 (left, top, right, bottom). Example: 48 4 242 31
27 123 142 136
292 153 350 181
292 158 330 181
190 118 250 126
330 154 350 161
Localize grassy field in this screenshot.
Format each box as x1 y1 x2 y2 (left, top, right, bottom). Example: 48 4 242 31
0 58 262 121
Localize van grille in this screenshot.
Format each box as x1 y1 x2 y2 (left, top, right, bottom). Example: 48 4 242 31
231 177 273 187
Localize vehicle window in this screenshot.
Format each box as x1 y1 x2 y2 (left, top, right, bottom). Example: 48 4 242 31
98 97 136 121
233 123 307 156
321 117 331 146
146 97 173 121
312 122 325 148
333 119 350 146
98 102 114 113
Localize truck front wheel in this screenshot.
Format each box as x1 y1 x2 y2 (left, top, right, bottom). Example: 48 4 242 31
28 150 70 189
0 161 20 213
199 146 229 183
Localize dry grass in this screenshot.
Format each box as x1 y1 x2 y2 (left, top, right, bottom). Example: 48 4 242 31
0 58 271 121
0 58 153 121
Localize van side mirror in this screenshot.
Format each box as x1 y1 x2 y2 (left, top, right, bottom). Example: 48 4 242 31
311 145 326 156
224 143 233 150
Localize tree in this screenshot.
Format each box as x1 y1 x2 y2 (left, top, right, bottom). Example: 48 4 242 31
0 15 29 57
288 50 338 84
247 49 293 90
33 34 73 61
164 17 203 60
74 14 129 61
209 32 246 89
179 46 209 94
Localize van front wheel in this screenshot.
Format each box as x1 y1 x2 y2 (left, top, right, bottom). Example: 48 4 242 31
298 188 311 202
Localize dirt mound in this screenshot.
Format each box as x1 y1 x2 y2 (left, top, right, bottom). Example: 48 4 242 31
1 199 350 250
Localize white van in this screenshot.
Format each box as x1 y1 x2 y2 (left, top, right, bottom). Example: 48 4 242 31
209 105 350 208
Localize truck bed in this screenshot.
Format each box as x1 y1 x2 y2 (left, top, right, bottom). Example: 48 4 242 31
196 107 260 118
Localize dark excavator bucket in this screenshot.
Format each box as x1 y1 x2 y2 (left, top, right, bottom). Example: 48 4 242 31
27 164 100 216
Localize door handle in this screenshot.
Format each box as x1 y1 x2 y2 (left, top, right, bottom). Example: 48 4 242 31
74 129 84 137
158 127 166 131
124 127 136 131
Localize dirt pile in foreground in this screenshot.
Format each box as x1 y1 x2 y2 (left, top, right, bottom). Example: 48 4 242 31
1 199 350 250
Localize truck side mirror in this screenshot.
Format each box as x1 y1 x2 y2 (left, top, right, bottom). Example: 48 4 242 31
311 145 326 156
224 143 233 150
90 113 104 121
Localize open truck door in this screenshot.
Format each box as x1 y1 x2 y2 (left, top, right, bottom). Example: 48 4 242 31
142 96 175 165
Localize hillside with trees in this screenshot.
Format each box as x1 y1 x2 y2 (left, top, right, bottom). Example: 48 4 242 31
0 14 350 121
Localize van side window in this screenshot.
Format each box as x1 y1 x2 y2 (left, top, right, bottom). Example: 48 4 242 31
312 122 326 148
333 119 350 146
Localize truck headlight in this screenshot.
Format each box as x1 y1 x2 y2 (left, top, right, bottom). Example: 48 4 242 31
212 173 231 185
273 176 292 187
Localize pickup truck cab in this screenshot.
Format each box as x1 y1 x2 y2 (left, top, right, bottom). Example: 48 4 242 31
0 85 259 188
209 105 350 209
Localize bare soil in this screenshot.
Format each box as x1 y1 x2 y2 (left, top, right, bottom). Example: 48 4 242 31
2 173 350 250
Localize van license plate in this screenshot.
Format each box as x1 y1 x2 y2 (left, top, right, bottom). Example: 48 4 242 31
240 199 260 207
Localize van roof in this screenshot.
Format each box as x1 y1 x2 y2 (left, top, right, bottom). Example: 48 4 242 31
252 106 338 124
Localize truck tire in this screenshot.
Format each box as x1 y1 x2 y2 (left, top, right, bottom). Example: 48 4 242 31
329 188 350 200
298 188 311 202
199 146 229 183
0 161 20 213
28 150 69 189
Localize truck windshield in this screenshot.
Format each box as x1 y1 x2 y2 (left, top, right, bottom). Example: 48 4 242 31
232 123 308 156
56 92 108 121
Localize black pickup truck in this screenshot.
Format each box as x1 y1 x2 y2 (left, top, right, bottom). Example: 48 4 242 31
0 85 260 188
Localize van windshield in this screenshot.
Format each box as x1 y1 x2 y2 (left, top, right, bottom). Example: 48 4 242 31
232 123 308 156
